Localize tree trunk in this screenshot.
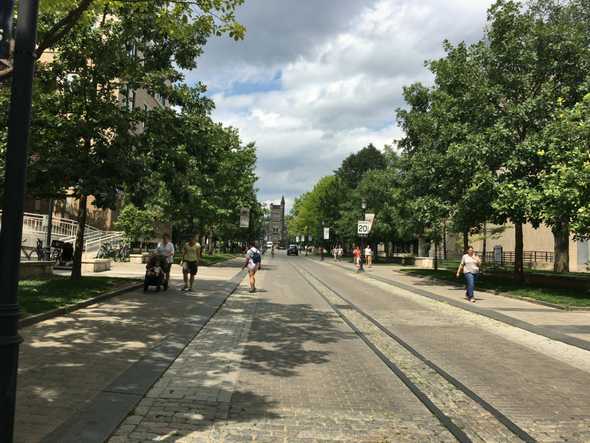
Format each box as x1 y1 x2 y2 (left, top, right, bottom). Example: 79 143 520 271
71 194 88 280
208 228 214 254
514 222 524 282
443 221 448 260
482 222 487 265
463 229 469 253
553 219 570 273
434 241 439 271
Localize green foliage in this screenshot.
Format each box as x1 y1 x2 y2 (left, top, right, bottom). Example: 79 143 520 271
335 144 386 189
115 204 160 244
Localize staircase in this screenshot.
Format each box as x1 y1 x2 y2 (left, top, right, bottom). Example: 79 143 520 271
2 211 126 258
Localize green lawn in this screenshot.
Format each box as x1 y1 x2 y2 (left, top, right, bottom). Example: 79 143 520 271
18 277 139 317
199 253 239 266
399 268 590 308
173 252 238 266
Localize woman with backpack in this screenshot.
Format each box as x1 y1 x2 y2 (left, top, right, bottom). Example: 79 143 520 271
244 242 262 293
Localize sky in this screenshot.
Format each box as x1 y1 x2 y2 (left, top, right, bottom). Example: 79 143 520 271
188 0 495 210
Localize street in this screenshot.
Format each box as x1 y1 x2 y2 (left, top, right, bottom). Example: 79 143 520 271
87 254 590 442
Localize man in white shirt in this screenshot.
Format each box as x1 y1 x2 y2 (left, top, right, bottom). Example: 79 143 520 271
156 233 175 284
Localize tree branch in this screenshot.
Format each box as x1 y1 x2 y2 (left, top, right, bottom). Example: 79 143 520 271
35 0 95 59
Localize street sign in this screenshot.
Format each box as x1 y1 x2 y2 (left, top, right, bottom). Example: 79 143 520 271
239 208 250 228
323 227 330 240
296 236 300 242
357 220 370 236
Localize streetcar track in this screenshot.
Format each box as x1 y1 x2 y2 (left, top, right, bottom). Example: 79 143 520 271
290 261 537 443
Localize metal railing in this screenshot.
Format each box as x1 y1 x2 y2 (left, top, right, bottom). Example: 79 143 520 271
2 211 125 258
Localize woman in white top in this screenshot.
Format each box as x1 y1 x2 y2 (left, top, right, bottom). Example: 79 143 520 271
456 246 481 302
365 246 373 267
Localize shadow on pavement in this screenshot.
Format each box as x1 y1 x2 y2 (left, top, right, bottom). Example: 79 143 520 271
15 278 236 443
129 291 353 442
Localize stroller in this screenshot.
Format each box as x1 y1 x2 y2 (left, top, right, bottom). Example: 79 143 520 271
144 254 168 292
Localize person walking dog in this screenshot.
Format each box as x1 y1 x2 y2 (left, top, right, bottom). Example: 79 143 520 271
456 246 481 302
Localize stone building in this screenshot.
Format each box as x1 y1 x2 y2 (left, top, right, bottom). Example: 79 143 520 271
267 196 287 247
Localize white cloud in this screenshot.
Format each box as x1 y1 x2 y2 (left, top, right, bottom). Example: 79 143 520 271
193 0 494 206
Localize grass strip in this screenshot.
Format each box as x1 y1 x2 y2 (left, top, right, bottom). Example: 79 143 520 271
18 277 139 317
399 268 590 308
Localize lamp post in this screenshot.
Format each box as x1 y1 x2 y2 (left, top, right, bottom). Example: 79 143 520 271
320 221 324 261
0 1 40 441
359 199 367 272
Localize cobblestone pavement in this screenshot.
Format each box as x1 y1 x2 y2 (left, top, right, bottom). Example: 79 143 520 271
296 265 524 443
109 259 453 442
15 261 243 443
297 259 590 442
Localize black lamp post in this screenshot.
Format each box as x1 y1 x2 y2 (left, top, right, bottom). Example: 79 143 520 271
359 199 367 272
0 1 40 442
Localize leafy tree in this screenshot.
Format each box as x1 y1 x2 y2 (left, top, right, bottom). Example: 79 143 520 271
115 204 160 248
16 1 249 279
485 0 590 275
335 144 386 189
532 94 590 270
0 0 246 82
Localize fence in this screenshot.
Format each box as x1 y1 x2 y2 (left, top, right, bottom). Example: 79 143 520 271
434 250 554 267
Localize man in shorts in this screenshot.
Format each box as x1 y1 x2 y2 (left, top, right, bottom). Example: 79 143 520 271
181 237 201 292
244 242 262 293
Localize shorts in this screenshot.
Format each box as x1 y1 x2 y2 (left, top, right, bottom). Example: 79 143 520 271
247 262 259 273
162 262 172 273
183 261 198 275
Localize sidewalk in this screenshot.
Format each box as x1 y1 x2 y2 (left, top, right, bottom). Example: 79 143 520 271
15 259 245 443
324 259 590 352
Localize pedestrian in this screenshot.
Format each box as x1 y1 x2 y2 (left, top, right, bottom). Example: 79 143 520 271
337 245 343 261
365 245 373 267
244 242 262 293
456 246 481 303
332 246 338 261
181 237 201 292
156 233 175 285
353 245 361 271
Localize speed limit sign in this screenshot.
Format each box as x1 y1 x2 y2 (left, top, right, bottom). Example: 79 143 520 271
357 220 370 236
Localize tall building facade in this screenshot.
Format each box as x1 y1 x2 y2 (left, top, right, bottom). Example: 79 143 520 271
267 196 287 247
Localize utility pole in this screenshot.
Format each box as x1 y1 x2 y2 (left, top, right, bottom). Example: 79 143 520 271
0 1 40 441
359 199 367 272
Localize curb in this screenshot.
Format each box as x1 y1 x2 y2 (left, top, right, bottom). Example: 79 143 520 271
19 282 143 328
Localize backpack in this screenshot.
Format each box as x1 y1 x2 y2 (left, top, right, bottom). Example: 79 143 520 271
251 250 261 264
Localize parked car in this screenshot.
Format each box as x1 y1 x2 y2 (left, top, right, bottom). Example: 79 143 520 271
287 245 299 256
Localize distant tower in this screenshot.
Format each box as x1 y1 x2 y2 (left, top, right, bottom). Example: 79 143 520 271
269 196 287 247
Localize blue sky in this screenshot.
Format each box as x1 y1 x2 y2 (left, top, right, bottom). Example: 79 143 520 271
189 0 495 210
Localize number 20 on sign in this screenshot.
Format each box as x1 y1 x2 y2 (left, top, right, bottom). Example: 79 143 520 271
357 221 370 236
